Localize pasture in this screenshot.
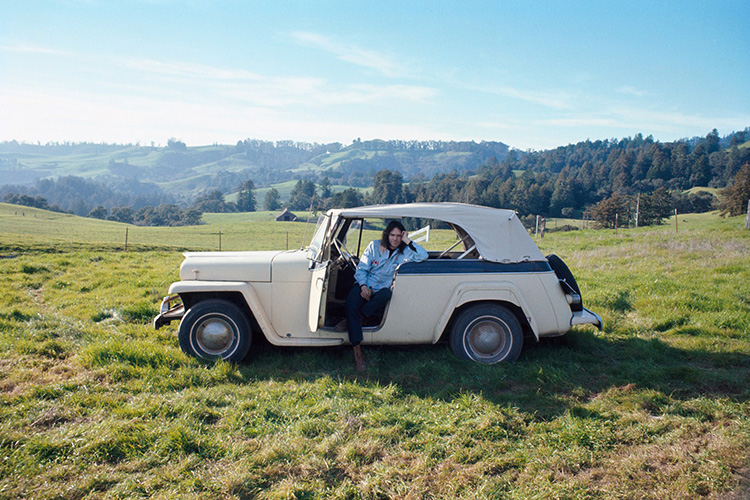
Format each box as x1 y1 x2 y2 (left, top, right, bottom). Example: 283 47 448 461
0 203 749 499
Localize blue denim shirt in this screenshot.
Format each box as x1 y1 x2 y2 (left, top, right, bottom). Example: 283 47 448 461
354 239 428 292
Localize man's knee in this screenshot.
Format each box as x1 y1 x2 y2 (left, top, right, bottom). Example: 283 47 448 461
346 286 364 312
346 285 360 303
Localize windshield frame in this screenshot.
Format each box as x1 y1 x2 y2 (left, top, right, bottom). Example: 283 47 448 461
306 214 331 261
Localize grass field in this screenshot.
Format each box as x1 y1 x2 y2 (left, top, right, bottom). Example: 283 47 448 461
0 204 749 499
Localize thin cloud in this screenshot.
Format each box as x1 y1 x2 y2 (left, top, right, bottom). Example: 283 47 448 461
3 43 433 110
291 31 409 78
0 85 447 146
492 85 572 110
221 80 437 108
617 86 647 97
539 117 629 128
120 57 263 81
538 106 750 136
449 77 573 110
0 44 73 56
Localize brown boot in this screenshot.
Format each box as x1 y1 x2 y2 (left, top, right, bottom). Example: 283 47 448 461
353 345 367 373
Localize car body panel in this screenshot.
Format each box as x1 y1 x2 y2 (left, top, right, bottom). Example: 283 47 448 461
179 251 281 282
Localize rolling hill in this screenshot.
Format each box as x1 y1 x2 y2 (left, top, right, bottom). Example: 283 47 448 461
0 139 509 198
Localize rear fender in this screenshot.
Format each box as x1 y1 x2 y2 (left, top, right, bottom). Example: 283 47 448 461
433 281 539 342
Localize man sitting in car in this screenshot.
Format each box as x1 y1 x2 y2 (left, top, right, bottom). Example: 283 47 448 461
340 220 428 371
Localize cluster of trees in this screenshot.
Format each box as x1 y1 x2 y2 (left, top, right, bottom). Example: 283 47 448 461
719 163 750 217
2 193 65 212
587 189 673 228
101 179 256 226
284 178 365 212
0 175 171 216
337 129 749 227
191 180 257 213
501 130 749 204
87 204 202 226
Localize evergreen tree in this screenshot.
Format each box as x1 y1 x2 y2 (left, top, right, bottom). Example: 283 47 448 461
236 179 256 212
109 206 134 224
372 170 404 204
589 194 631 229
320 176 332 199
193 190 236 213
264 188 281 211
288 180 316 210
88 206 108 219
719 163 750 217
331 188 364 208
638 188 673 226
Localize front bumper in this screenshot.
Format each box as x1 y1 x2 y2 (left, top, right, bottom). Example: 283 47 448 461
153 295 185 330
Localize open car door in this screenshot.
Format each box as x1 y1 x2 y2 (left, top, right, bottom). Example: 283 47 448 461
308 260 330 332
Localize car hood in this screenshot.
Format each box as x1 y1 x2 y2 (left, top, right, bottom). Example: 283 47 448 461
179 251 283 282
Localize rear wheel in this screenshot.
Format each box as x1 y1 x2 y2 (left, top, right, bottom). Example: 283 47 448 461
178 299 252 362
449 304 523 364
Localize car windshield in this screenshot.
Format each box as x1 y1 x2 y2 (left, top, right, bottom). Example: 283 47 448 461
307 214 330 260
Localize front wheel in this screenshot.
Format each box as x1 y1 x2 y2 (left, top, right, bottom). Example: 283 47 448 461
449 304 523 364
178 299 252 362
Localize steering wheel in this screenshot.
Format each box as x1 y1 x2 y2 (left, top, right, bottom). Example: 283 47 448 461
333 238 357 270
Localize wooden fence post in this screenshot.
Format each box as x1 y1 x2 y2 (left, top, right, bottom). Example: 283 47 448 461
125 226 129 251
745 200 750 230
675 209 678 233
635 193 640 228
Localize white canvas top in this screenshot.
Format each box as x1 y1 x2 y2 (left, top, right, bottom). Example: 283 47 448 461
327 203 545 263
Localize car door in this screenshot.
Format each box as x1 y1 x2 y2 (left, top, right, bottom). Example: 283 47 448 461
307 217 361 334
308 259 330 332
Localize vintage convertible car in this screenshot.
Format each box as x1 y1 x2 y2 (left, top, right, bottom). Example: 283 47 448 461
155 203 602 364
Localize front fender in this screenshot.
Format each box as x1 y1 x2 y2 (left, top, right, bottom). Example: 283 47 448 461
168 281 278 340
433 281 539 342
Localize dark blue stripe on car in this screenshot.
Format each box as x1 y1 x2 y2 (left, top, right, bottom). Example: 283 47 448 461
397 260 552 275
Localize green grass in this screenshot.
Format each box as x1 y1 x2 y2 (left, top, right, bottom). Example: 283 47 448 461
684 186 720 196
0 207 749 498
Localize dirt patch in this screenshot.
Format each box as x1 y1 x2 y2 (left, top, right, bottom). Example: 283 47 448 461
719 466 750 499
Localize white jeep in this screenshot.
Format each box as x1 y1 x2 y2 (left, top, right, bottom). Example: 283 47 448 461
155 203 602 364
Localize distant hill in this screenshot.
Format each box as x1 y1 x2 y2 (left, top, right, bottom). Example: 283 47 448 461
0 138 509 196
2 129 749 219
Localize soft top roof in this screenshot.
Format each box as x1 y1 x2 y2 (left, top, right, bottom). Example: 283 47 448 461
327 202 545 263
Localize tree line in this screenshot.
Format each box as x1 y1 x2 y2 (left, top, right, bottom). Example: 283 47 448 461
3 129 749 228
278 129 750 228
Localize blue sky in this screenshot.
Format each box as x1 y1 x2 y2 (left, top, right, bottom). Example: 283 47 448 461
1 0 748 150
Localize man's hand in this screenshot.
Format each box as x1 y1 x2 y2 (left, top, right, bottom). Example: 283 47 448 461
401 231 411 245
360 284 372 300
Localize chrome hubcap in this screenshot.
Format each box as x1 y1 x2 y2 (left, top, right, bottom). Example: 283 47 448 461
467 317 508 359
196 317 235 355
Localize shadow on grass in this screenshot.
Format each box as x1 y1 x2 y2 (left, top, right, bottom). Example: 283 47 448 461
237 329 750 419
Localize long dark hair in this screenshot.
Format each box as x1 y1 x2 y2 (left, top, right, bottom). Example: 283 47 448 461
380 220 406 252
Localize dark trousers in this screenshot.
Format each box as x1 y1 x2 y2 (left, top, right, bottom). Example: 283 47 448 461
345 286 392 346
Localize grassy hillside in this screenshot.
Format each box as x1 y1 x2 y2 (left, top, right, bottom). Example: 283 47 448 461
0 140 505 202
684 186 720 196
0 207 749 498
0 203 324 252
